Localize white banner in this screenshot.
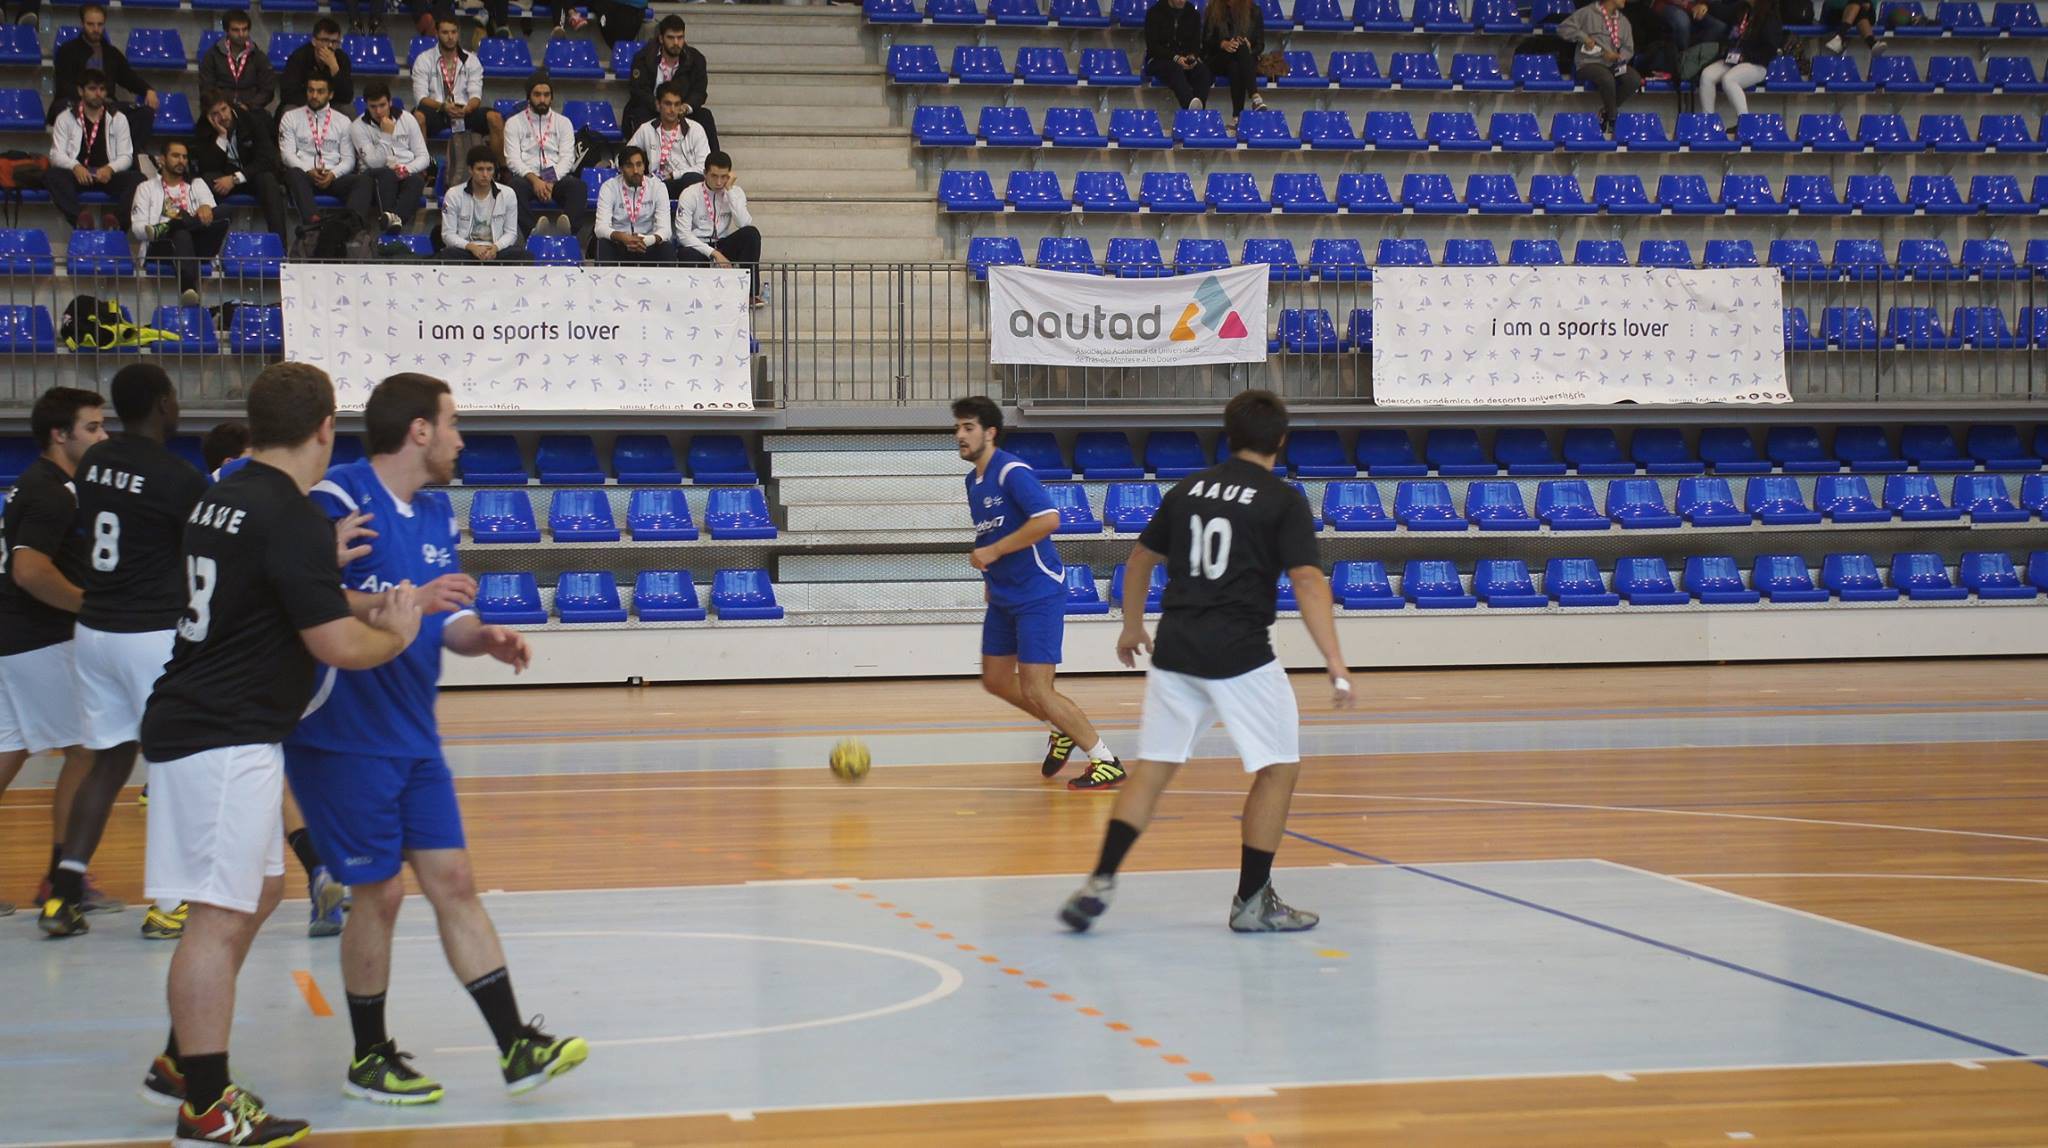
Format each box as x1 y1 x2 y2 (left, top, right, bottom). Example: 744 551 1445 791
1371 267 1789 406
280 262 753 411
988 262 1268 367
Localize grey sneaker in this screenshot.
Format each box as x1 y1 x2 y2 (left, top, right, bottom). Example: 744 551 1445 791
1058 875 1116 932
0 900 13 916
1229 883 1319 933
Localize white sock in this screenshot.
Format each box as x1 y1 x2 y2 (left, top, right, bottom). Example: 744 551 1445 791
1088 740 1114 762
156 898 180 914
57 859 87 875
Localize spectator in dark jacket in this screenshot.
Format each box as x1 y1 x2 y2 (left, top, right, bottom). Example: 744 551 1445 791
196 10 276 130
1697 0 1781 117
1143 0 1212 109
624 15 714 148
191 90 289 238
278 18 354 111
48 4 157 151
1201 0 1265 122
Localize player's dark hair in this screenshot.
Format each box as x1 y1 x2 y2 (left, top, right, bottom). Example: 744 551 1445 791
656 81 687 103
658 14 686 35
465 143 496 170
363 80 392 103
32 386 104 448
617 144 648 170
1222 389 1289 457
222 8 251 30
525 71 552 96
705 150 732 171
364 374 451 456
312 16 341 36
110 364 174 425
246 362 335 450
79 2 105 19
201 420 250 472
78 68 110 92
950 396 1002 439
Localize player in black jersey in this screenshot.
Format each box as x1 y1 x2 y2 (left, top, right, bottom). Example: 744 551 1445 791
0 387 107 922
139 363 421 1148
39 366 207 940
1060 391 1353 934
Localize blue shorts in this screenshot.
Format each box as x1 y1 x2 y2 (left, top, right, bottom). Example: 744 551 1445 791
283 746 466 887
982 595 1066 665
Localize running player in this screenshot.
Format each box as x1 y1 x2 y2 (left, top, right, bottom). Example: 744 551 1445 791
1 387 108 921
1060 390 1353 933
952 396 1125 790
286 373 586 1106
39 366 206 942
139 362 420 1147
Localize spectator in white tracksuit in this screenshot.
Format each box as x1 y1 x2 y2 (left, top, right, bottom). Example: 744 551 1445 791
437 145 527 263
276 73 370 230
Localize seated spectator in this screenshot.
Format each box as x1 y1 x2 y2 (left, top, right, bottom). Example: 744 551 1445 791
1652 0 1727 48
48 4 157 153
200 419 250 478
131 139 228 299
625 16 715 148
1559 0 1642 135
48 70 141 232
280 18 354 112
410 15 504 159
594 145 670 263
193 92 289 240
588 0 648 47
1201 0 1265 127
502 74 588 240
353 81 432 232
1821 0 1882 55
279 73 372 230
1143 0 1211 111
675 151 761 307
197 9 276 137
1624 0 1678 82
627 83 709 196
438 145 527 263
1698 0 1780 120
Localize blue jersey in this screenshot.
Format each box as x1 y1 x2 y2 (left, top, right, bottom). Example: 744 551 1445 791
966 449 1064 608
287 461 462 759
211 455 251 484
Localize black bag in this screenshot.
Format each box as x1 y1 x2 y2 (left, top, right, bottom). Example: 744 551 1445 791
573 127 613 173
1780 0 1815 24
312 213 365 260
61 294 124 351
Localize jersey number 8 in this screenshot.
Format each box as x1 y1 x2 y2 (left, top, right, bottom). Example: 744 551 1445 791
92 511 121 573
178 555 218 643
1188 514 1232 581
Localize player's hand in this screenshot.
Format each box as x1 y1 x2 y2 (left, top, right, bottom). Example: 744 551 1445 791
1328 661 1354 710
1116 623 1152 668
479 624 532 672
369 580 423 646
969 545 998 572
336 509 377 567
418 572 479 614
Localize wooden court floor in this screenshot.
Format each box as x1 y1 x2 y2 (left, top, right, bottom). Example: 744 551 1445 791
6 658 2048 1147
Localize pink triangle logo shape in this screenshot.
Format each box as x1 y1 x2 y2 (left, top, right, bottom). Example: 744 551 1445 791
1218 311 1249 340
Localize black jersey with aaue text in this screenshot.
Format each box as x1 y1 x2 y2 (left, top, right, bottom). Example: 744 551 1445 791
75 434 208 634
139 461 353 763
1137 457 1321 680
0 457 88 657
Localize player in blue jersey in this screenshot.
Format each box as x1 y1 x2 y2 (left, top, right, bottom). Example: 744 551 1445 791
953 397 1125 790
283 374 587 1106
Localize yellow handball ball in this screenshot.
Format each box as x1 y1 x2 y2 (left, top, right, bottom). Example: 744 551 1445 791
829 738 872 781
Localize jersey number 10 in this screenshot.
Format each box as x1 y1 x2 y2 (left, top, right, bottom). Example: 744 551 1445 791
1188 514 1233 581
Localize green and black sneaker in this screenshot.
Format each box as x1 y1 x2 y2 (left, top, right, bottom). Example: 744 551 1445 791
500 1018 588 1096
1041 732 1076 778
1066 755 1127 791
344 1041 445 1105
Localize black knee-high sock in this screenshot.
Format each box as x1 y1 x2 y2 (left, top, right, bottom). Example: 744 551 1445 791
1237 845 1275 902
163 1028 179 1063
183 1052 228 1113
45 843 62 883
464 968 526 1054
286 828 322 879
1093 819 1141 879
347 992 389 1059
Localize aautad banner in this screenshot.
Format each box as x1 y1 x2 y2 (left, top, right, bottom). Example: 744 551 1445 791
281 262 753 411
1371 266 1790 406
988 262 1269 367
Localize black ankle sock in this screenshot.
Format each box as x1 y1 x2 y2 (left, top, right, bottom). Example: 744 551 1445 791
182 1052 228 1113
346 992 389 1060
164 1028 179 1063
51 865 84 904
285 828 322 878
464 967 525 1054
1093 819 1141 879
45 844 62 883
1237 845 1275 902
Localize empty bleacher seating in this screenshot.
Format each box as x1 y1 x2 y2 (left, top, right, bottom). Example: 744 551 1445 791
627 489 700 541
635 570 708 621
711 569 786 620
557 571 628 623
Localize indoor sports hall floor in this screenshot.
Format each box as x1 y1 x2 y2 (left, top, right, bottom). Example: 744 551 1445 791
5 658 2048 1147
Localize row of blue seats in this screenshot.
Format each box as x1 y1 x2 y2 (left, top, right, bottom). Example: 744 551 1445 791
871 0 2048 36
1266 304 2048 353
453 432 756 485
917 105 2048 155
1092 552 2048 612
467 487 774 542
476 569 783 624
941 166 2048 215
37 228 592 279
999 425 2048 478
0 301 279 354
0 27 649 79
969 235 2048 281
0 86 624 141
1059 473 2048 532
891 43 2048 97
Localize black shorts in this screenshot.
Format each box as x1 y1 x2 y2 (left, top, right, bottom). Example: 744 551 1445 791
421 105 493 137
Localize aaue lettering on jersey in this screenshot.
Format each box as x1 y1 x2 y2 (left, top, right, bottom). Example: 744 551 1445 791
1188 480 1258 506
82 465 145 494
187 501 249 534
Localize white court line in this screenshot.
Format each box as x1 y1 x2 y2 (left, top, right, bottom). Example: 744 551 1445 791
1678 872 2048 887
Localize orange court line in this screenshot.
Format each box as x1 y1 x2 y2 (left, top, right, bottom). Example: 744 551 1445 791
291 970 333 1018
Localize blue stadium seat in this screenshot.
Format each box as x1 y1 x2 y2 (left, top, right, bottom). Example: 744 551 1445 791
1971 175 2035 214
1035 236 1098 273
1872 53 1933 92
1394 481 1465 530
1857 113 1917 152
705 487 777 539
1174 237 1229 273
1996 2 2048 33
1961 552 2037 599
1883 473 1961 521
1442 238 1499 266
1832 426 1904 472
1532 176 1596 214
1073 431 1142 479
1673 113 1734 152
1632 428 1703 474
1737 113 1798 152
477 572 547 623
0 25 35 66
0 305 55 353
1900 424 1972 471
1770 238 1832 281
1488 112 1550 151
1564 428 1634 474
1513 53 1572 90
525 233 579 267
1474 559 1546 608
1080 48 1139 83
1143 431 1206 479
912 106 972 147
1935 2 1988 31
1784 308 1827 351
1341 308 1374 350
865 0 922 21
1495 428 1565 475
1615 112 1678 152
967 236 1023 280
217 231 284 280
1988 55 2048 91
1638 240 1694 268
2029 477 2048 517
1891 553 1968 600
1425 428 1495 476
1795 113 1858 152
1607 479 1681 528
1291 0 1350 27
1017 46 1075 82
1955 474 2028 522
1073 171 1137 212
1244 238 1305 281
1466 175 1530 214
1823 306 1883 349
1887 307 1961 350
1763 55 1815 92
148 306 219 356
0 87 43 132
1746 476 1822 524
1109 108 1170 149
1272 172 1337 214
1426 111 1487 151
1390 51 1451 89
68 230 134 276
1376 237 1431 267
549 490 619 542
1781 177 1848 218
1107 562 1166 613
710 569 785 620
1045 108 1108 147
1613 557 1689 605
0 229 52 275
1541 558 1616 607
1814 474 1889 522
992 0 1049 24
1832 238 1896 282
1175 108 1236 148
470 490 541 542
1721 175 1784 215
1819 553 1898 601
1061 565 1109 615
1915 112 1980 153
888 45 946 83
1356 429 1425 475
978 106 1039 147
953 45 1012 83
1330 50 1391 88
689 435 756 484
1684 556 1760 604
153 91 196 137
1594 175 1656 214
1965 426 2035 471
1131 172 1196 214
1677 477 1748 526
1104 482 1162 531
1336 172 1397 212
633 570 706 621
1300 110 1364 150
1028 482 1094 534
1508 239 1563 267
938 170 1001 211
477 35 534 76
1104 237 1167 278
1813 55 1874 92
1324 482 1393 531
124 28 187 70
1704 239 1759 268
344 33 399 75
1451 52 1513 89
1006 170 1069 211
1283 429 1351 477
1466 482 1536 531
1557 113 1619 152
1052 0 1109 22
1238 109 1299 148
458 434 528 484
1403 560 1476 609
226 305 284 355
1365 110 1423 148
626 489 699 541
536 435 605 484
1907 175 1973 216
1332 560 1401 609
1474 0 1532 29
927 0 984 20
1751 556 1830 603
1276 309 1340 354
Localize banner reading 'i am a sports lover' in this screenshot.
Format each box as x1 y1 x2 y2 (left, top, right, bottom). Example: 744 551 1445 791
987 263 1270 368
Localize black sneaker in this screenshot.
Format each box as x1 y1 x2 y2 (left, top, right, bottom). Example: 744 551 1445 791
140 1053 185 1107
1041 732 1076 777
174 1085 308 1146
345 1041 444 1105
499 1018 588 1096
1066 756 1126 790
1058 875 1116 931
37 896 88 938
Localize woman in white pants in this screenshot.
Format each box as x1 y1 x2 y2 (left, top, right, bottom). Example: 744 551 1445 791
1697 0 1781 122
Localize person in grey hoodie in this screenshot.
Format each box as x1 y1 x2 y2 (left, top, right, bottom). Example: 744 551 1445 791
1558 0 1641 134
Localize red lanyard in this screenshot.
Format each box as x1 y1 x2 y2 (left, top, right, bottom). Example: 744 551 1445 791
622 180 645 226
308 108 332 162
658 57 677 85
703 185 718 235
165 180 190 214
76 107 102 162
529 111 548 169
1602 9 1621 51
226 45 251 83
657 125 679 175
1732 15 1748 38
439 52 461 101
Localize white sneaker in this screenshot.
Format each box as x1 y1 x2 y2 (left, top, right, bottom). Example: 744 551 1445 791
1058 875 1116 932
1250 93 1267 111
1188 97 1203 111
531 216 556 238
1228 882 1320 933
381 212 402 233
1823 33 1844 52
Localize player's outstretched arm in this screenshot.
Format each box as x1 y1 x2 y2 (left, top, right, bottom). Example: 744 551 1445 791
1116 541 1161 668
442 612 532 673
1286 565 1353 709
301 583 423 670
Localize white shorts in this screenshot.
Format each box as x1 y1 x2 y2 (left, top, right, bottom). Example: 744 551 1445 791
0 641 82 754
75 626 175 751
144 743 287 914
1137 659 1301 773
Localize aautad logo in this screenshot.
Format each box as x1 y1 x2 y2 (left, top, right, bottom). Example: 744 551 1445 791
1170 275 1250 342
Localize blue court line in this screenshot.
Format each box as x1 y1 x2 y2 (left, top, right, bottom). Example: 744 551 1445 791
1281 827 2044 1064
1284 793 2048 818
